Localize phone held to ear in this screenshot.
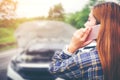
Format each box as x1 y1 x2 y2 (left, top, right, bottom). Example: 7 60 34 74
87 24 100 40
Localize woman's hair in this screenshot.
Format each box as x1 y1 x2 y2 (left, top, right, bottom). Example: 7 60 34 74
93 2 120 80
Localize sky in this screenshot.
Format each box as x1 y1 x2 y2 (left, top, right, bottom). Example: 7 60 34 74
15 0 119 18
15 0 89 18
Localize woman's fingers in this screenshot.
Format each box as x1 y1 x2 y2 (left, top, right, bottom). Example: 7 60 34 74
73 28 83 38
82 40 93 47
73 28 85 39
73 27 91 41
68 27 92 53
80 27 91 41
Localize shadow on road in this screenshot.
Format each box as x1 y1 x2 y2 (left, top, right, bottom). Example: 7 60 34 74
0 49 18 80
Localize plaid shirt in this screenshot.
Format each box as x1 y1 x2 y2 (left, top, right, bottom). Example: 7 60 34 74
49 42 103 80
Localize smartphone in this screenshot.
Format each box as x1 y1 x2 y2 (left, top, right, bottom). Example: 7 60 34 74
87 24 100 40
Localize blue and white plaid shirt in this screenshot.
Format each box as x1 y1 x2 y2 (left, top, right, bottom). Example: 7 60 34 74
49 42 103 80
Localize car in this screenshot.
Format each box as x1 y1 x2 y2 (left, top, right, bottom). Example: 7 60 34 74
7 40 68 80
7 20 76 80
14 20 76 48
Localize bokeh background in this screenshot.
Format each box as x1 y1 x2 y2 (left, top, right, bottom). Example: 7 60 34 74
0 0 119 80
0 0 119 51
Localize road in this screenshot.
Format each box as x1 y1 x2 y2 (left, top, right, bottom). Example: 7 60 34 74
0 49 18 80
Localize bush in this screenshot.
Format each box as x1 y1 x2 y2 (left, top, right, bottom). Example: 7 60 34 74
65 6 90 29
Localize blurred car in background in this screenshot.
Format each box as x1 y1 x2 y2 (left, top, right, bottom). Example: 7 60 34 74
7 20 76 80
14 20 76 48
7 41 67 80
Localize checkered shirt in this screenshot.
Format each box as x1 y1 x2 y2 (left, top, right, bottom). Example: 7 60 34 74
49 45 103 80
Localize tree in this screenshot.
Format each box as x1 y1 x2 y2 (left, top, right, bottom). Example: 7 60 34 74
64 0 104 29
65 6 90 29
48 3 64 21
0 0 17 19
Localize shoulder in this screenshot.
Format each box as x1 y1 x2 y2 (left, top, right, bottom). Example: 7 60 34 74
77 48 103 79
75 47 100 67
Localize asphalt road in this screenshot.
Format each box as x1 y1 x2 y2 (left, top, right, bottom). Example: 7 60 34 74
0 49 17 80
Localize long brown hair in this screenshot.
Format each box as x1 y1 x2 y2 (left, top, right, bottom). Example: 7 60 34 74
93 2 120 80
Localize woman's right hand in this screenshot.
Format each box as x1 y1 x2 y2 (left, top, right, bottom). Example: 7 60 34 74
68 27 92 53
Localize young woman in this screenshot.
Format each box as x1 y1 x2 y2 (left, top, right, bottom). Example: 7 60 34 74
49 2 120 80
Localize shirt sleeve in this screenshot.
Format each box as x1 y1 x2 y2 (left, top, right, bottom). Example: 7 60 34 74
62 45 75 55
49 47 94 79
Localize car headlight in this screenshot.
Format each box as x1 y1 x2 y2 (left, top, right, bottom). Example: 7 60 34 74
10 53 34 72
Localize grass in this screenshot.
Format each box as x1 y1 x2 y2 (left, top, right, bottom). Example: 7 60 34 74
0 36 15 43
0 27 16 52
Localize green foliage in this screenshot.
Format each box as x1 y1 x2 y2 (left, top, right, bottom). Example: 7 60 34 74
64 0 101 29
47 3 65 21
0 28 15 43
0 18 38 50
0 18 47 46
65 6 90 29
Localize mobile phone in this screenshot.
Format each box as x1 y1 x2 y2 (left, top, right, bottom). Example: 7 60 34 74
87 24 100 40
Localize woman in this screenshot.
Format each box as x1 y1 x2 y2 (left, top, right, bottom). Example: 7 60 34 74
49 2 120 80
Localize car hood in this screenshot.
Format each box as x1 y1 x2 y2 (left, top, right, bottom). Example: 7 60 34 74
14 42 65 63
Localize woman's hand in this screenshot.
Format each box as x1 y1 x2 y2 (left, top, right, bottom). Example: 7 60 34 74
68 27 92 53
